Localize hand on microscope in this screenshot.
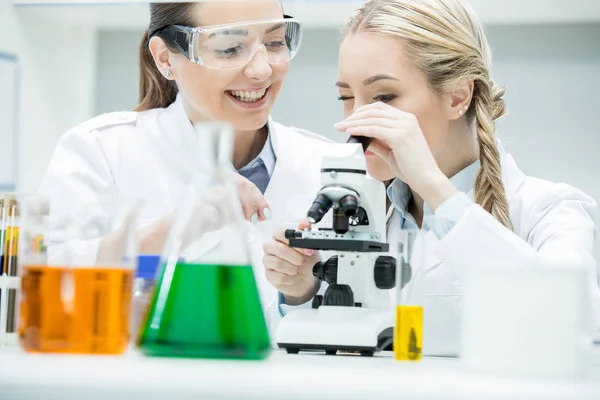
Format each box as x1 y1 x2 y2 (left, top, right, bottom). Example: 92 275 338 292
335 101 457 211
263 219 321 306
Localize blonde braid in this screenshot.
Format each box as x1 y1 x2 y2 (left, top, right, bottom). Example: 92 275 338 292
472 80 513 230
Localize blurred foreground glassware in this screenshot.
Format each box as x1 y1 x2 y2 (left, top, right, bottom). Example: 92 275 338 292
137 122 270 360
394 229 423 361
18 194 140 354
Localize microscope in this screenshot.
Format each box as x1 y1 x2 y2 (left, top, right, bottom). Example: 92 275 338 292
276 137 399 356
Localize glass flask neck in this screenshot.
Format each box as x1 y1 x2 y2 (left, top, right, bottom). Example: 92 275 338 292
194 122 235 172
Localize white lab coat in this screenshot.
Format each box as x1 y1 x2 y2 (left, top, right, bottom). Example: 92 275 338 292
38 96 337 314
268 144 600 356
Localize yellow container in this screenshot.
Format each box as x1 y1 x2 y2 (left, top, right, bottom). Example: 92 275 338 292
394 305 423 361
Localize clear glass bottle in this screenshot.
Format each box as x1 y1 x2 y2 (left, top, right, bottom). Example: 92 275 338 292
137 122 270 360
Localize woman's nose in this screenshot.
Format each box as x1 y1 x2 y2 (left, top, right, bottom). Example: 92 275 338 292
243 46 273 81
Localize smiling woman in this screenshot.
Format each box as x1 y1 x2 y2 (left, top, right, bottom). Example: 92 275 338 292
37 1 337 317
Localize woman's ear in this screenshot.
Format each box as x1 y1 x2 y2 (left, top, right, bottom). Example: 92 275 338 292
446 80 474 120
148 36 175 80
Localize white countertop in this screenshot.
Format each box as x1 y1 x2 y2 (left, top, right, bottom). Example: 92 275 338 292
1 346 600 399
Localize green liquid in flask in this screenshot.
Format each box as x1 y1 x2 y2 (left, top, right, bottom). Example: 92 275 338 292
138 262 270 359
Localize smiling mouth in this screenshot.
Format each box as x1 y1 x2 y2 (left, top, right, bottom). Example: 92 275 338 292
226 87 269 103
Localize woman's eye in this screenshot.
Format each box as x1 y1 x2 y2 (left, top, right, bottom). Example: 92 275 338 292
265 41 286 50
337 96 354 102
373 94 397 103
215 45 243 58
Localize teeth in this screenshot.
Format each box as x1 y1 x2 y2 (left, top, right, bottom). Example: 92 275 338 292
229 88 267 102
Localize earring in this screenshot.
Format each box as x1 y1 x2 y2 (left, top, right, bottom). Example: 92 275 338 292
164 69 173 79
459 109 464 115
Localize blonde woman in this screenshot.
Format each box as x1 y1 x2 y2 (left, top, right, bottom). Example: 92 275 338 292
264 0 600 356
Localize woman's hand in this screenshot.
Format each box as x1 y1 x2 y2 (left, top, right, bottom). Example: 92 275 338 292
232 173 272 223
335 102 457 211
264 220 321 305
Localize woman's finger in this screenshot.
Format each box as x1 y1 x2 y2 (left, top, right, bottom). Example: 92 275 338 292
365 138 392 160
264 256 298 277
247 181 271 221
335 117 398 131
273 227 310 256
265 269 296 287
263 240 306 267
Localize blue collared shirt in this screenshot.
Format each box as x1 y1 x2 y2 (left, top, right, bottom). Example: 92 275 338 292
238 131 276 177
236 125 276 192
387 160 480 239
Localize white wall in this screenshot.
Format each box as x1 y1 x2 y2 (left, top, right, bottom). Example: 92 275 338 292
0 3 98 193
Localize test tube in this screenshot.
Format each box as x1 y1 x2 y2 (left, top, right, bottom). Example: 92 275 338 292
5 196 18 334
396 231 414 306
0 199 4 330
394 229 423 362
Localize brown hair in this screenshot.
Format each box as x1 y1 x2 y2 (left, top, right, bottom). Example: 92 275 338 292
345 0 513 230
136 3 197 112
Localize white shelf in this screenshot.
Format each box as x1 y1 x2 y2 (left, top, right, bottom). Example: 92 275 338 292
12 0 600 30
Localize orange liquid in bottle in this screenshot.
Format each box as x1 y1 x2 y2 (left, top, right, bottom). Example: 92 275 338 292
19 265 133 354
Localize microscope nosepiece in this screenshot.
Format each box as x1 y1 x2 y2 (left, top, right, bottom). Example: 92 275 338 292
339 194 359 217
307 193 332 224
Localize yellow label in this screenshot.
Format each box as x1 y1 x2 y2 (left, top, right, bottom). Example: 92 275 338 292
394 305 423 361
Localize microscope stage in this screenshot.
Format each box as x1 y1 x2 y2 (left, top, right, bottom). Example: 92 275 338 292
276 306 395 356
288 237 388 252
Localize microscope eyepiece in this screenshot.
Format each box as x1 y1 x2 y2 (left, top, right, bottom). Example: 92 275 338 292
346 135 373 152
307 193 333 225
339 194 359 217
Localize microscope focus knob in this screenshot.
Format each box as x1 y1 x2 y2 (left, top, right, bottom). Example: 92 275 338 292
311 295 323 309
312 261 325 281
374 256 397 290
323 256 338 284
323 284 354 307
312 256 338 285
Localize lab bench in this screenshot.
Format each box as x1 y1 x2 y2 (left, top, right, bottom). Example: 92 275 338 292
1 347 600 399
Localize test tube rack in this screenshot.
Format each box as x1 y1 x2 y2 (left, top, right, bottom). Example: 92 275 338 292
0 275 20 346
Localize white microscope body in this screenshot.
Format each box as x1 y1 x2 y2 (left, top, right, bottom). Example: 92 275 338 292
276 140 398 356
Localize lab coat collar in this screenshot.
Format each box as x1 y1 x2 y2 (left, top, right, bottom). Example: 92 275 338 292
158 93 197 151
387 157 480 231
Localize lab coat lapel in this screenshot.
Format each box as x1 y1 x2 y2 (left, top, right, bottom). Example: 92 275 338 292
413 230 442 277
256 119 322 236
385 205 442 276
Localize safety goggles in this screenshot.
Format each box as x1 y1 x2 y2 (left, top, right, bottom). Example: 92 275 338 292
153 16 302 70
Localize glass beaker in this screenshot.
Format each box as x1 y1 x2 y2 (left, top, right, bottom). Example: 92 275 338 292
137 122 270 360
393 229 424 361
18 194 141 355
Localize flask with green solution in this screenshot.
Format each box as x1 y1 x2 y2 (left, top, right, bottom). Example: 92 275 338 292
137 121 270 360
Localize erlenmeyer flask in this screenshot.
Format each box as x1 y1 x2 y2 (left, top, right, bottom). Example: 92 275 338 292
137 122 270 360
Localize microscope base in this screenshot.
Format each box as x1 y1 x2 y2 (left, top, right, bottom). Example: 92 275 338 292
276 306 394 356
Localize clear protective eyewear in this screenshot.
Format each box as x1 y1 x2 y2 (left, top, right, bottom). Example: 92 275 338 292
153 16 303 70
